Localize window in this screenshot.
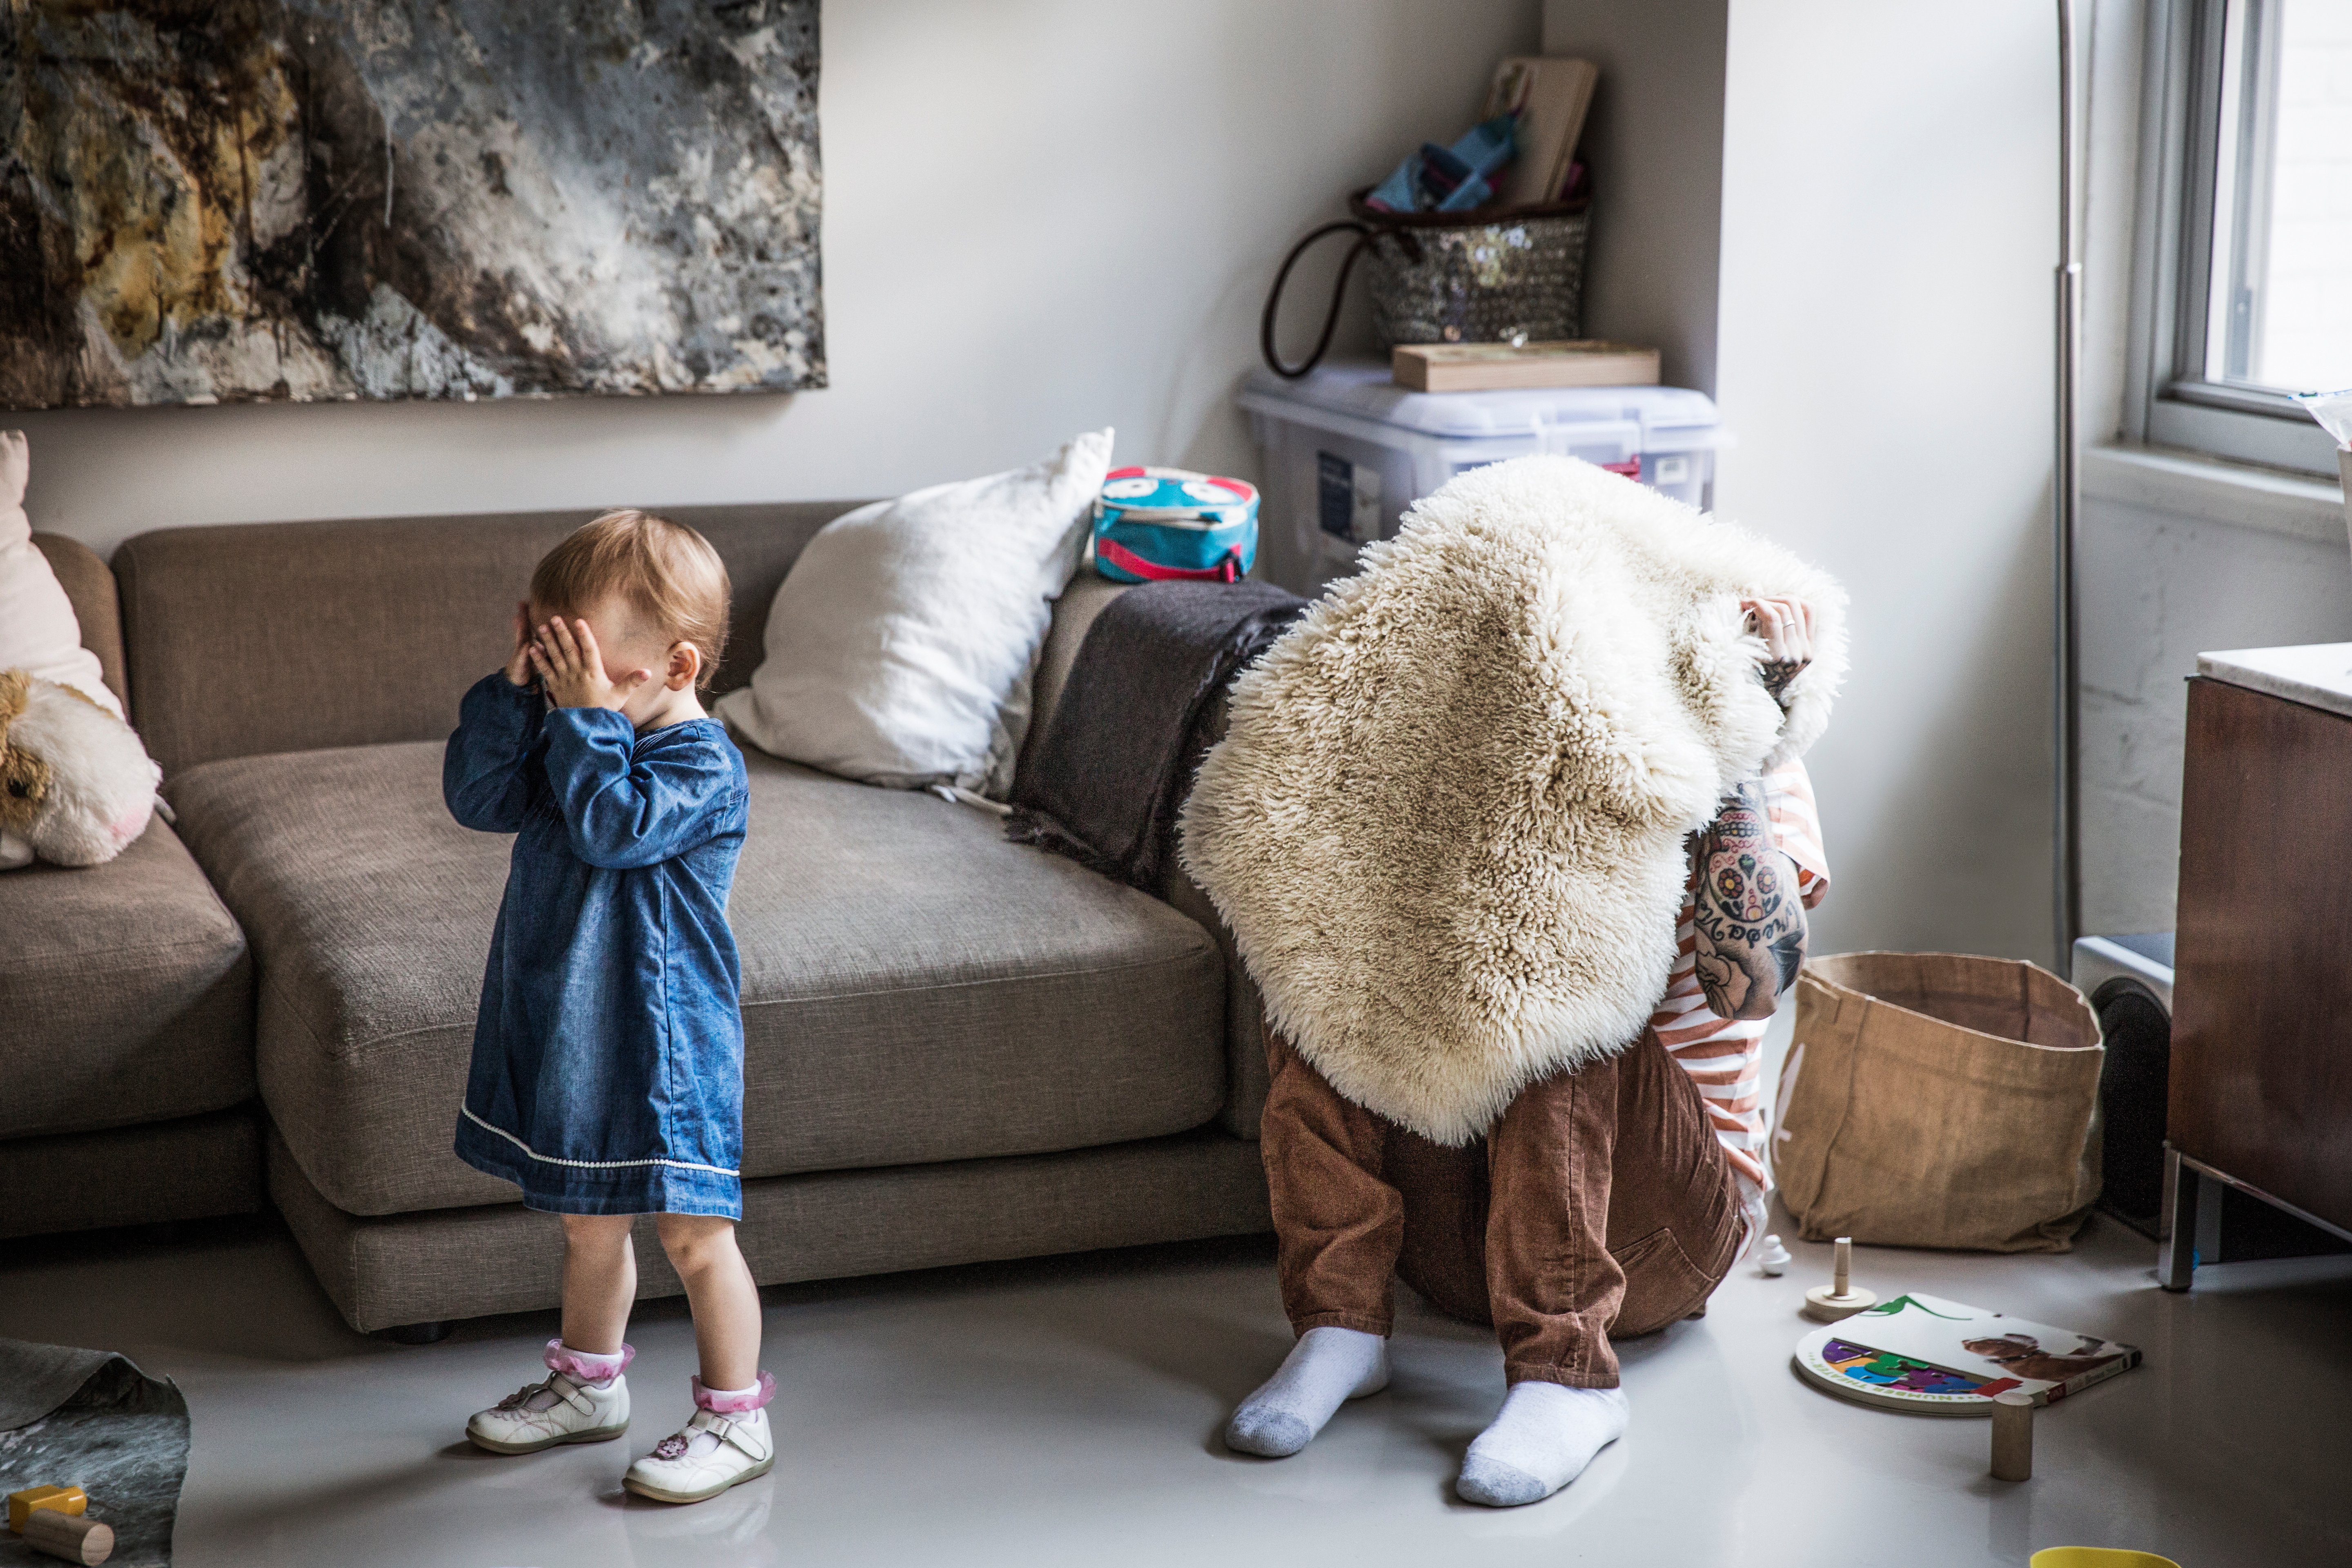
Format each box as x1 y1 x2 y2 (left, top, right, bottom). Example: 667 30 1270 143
2130 0 2352 475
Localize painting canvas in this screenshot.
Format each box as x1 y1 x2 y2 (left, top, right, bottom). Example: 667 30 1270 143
0 0 824 410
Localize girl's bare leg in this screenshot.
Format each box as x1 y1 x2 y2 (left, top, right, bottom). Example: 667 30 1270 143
655 1214 761 1390
560 1213 638 1355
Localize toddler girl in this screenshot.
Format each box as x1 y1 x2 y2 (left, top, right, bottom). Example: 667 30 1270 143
443 510 770 1505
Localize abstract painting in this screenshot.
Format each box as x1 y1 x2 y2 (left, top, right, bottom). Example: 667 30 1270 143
0 0 823 409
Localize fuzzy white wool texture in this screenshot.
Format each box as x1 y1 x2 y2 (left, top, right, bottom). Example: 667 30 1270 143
0 673 161 869
1180 457 1846 1144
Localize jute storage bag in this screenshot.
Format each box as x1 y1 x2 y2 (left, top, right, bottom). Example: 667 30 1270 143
1774 952 2105 1253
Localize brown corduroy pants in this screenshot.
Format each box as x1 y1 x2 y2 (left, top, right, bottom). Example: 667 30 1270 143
1260 1025 1745 1389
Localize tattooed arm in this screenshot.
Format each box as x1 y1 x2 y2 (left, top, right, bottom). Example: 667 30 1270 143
1686 595 1818 1020
1689 777 1808 1021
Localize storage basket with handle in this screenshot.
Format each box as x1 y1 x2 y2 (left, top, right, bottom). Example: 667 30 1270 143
1775 952 2105 1253
1260 187 1591 379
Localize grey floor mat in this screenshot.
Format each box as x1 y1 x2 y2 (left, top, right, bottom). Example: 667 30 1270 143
0 1343 187 1568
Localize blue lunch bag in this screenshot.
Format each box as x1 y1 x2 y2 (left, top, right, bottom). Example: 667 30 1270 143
1091 467 1260 583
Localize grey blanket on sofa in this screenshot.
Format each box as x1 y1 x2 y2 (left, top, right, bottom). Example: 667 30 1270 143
1008 579 1305 890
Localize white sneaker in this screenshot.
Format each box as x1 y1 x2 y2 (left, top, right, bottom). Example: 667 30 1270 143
466 1370 631 1454
623 1407 774 1504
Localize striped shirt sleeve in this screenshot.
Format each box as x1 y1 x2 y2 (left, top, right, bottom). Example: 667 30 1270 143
1649 758 1829 1200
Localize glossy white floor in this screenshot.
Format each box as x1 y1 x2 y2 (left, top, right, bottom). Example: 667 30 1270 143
0 1205 2345 1568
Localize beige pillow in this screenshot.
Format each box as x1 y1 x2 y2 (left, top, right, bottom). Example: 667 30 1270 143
715 431 1113 799
0 431 118 719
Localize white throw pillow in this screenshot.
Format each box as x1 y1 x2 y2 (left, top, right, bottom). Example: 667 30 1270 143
716 430 1113 798
0 431 121 719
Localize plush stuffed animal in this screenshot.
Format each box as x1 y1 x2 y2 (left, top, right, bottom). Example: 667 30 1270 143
0 668 163 869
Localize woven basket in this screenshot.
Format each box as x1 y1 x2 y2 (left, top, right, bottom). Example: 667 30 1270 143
1261 188 1592 378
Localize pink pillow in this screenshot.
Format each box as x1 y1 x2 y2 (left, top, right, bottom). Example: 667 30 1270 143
0 431 120 719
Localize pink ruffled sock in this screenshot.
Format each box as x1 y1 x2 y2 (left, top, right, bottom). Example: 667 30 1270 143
692 1371 777 1413
545 1338 634 1388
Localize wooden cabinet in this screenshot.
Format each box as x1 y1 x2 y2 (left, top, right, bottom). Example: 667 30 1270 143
2161 670 2352 1286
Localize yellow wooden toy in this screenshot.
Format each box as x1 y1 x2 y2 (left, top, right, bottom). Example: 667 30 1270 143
7 1484 86 1533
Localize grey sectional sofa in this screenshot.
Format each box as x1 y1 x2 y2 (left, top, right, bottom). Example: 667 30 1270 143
0 535 257 1237
6 506 1270 1335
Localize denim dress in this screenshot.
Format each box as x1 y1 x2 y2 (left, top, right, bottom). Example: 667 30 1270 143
444 674 751 1218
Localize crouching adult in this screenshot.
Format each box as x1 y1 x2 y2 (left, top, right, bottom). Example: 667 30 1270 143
1177 457 1845 1508
1228 605 1827 1504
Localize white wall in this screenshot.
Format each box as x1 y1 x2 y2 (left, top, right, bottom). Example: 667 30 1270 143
20 0 2096 971
13 0 1540 557
1540 0 1728 393
1715 1 2062 963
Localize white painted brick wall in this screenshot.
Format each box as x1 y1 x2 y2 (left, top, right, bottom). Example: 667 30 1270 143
2079 493 2352 935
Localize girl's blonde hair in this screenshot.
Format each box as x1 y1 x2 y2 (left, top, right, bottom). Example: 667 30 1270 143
530 510 731 689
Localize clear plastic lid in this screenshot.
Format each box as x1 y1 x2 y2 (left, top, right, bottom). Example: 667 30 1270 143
2292 388 2352 448
1241 359 1721 439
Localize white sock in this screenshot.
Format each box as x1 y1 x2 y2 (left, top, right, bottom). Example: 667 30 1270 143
1455 1382 1629 1506
1223 1326 1390 1457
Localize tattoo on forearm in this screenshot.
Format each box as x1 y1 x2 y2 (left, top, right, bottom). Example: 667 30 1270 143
1688 777 1808 1021
1759 658 1806 704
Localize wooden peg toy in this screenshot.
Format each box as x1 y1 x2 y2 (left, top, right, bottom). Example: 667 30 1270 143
7 1485 86 1533
21 1508 112 1566
1756 1234 1791 1276
1990 1390 2036 1481
1800 1236 1878 1322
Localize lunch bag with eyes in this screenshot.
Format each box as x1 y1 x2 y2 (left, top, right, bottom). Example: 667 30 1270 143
1091 467 1260 584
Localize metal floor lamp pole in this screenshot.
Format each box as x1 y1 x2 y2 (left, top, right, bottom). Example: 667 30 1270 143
2054 0 2084 969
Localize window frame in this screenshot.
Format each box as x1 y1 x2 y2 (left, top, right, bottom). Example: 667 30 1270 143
2125 0 2341 477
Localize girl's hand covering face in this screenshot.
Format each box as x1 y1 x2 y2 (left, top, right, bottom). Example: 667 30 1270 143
529 616 653 713
503 601 536 688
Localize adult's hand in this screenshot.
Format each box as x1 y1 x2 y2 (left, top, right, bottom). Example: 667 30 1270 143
1741 597 1815 705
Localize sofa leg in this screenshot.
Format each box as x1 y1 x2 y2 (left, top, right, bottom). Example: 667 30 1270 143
376 1320 454 1345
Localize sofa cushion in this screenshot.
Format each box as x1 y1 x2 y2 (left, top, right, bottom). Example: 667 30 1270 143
0 1108 261 1239
169 739 1227 1217
116 502 864 777
0 819 252 1138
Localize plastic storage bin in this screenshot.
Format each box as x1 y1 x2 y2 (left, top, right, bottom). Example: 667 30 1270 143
1238 360 1727 596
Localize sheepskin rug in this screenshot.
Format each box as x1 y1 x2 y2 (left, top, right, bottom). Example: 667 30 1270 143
1179 455 1846 1144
